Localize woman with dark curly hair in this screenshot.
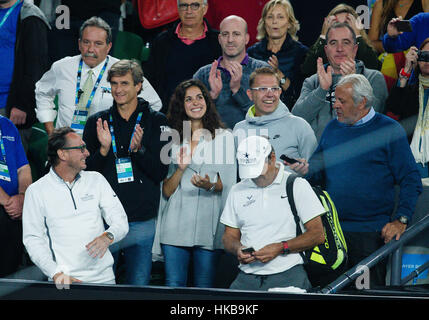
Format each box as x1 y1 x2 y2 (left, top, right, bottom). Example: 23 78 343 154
153 79 237 288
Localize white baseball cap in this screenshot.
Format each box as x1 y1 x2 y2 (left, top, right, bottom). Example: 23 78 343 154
236 136 272 179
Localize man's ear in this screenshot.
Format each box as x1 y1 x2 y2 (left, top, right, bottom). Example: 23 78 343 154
246 89 253 101
358 97 368 111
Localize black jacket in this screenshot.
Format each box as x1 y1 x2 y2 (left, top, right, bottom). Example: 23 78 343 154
83 98 169 222
7 2 50 129
145 18 222 113
385 83 419 142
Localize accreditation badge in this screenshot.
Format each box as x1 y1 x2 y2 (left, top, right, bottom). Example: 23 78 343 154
115 157 134 183
0 161 11 182
70 109 89 136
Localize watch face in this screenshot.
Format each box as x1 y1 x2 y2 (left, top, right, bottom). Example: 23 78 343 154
106 232 114 240
399 216 408 224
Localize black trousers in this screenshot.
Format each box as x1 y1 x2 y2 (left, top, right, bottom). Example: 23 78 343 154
0 207 23 278
344 231 387 289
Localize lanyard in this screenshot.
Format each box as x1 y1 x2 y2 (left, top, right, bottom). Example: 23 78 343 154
75 56 109 109
0 0 21 30
0 128 7 163
109 111 143 157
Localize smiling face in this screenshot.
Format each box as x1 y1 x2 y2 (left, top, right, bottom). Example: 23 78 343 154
62 132 90 172
184 86 207 120
264 4 289 41
324 26 358 72
247 74 281 116
78 26 112 68
110 72 142 107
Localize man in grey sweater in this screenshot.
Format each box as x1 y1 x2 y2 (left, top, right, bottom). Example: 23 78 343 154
233 67 317 167
292 22 387 141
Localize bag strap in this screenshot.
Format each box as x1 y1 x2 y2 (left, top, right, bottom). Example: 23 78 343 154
286 173 302 236
285 174 307 262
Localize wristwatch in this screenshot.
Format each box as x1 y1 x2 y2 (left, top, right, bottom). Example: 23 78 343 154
104 231 114 242
398 216 409 225
281 241 290 255
280 77 286 85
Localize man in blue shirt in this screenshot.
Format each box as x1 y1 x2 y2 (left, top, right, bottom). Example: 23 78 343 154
0 115 32 277
0 0 50 151
290 74 422 288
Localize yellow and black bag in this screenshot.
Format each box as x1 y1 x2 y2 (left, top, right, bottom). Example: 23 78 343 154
286 174 348 288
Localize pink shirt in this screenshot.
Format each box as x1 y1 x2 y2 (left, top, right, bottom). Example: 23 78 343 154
175 21 208 45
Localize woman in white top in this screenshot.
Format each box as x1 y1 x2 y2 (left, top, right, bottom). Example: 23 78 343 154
154 79 237 288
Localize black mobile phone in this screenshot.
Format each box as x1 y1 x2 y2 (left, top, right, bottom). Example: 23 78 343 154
395 20 413 32
280 154 299 164
241 247 255 254
417 50 429 62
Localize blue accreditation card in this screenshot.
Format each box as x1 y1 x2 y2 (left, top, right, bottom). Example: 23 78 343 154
115 157 134 183
70 109 89 136
0 161 11 182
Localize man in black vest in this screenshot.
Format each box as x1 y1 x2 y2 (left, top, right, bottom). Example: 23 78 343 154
145 0 222 114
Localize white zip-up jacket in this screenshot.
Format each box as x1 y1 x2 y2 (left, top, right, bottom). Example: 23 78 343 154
23 169 129 284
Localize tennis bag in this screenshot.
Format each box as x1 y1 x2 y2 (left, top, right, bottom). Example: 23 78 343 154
286 174 348 287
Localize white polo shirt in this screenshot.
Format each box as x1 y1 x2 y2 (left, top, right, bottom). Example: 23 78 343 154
220 162 326 275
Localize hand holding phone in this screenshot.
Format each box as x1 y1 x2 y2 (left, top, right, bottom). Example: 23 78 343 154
280 154 299 164
241 247 255 254
395 20 412 32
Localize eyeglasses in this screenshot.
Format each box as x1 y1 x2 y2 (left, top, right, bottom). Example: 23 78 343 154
250 87 282 93
178 2 203 11
62 144 87 153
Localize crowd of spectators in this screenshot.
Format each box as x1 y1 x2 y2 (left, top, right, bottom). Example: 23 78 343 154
0 0 428 292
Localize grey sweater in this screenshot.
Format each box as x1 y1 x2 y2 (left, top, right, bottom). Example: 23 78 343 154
292 60 388 141
233 100 317 164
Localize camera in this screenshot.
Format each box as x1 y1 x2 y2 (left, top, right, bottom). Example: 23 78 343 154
417 50 429 62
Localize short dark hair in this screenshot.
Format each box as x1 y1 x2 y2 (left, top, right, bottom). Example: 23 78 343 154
47 127 75 167
249 67 280 88
325 22 357 45
79 16 112 44
107 59 144 93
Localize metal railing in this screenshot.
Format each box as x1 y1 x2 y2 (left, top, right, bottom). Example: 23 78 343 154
321 213 429 294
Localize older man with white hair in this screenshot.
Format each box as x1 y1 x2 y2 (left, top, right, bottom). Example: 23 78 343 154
291 73 422 288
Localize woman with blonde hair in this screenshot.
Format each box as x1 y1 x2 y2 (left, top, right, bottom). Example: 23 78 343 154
301 3 381 78
247 0 308 109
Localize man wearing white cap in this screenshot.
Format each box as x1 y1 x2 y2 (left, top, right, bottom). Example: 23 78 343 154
220 136 325 291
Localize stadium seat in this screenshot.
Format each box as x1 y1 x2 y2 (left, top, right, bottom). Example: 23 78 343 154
112 31 144 62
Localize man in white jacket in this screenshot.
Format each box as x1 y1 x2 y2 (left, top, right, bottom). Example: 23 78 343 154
22 127 128 285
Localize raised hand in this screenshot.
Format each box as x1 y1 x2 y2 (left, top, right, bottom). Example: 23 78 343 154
130 124 144 153
387 16 403 37
208 60 223 100
96 118 111 156
177 146 191 172
317 57 333 90
339 57 356 76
